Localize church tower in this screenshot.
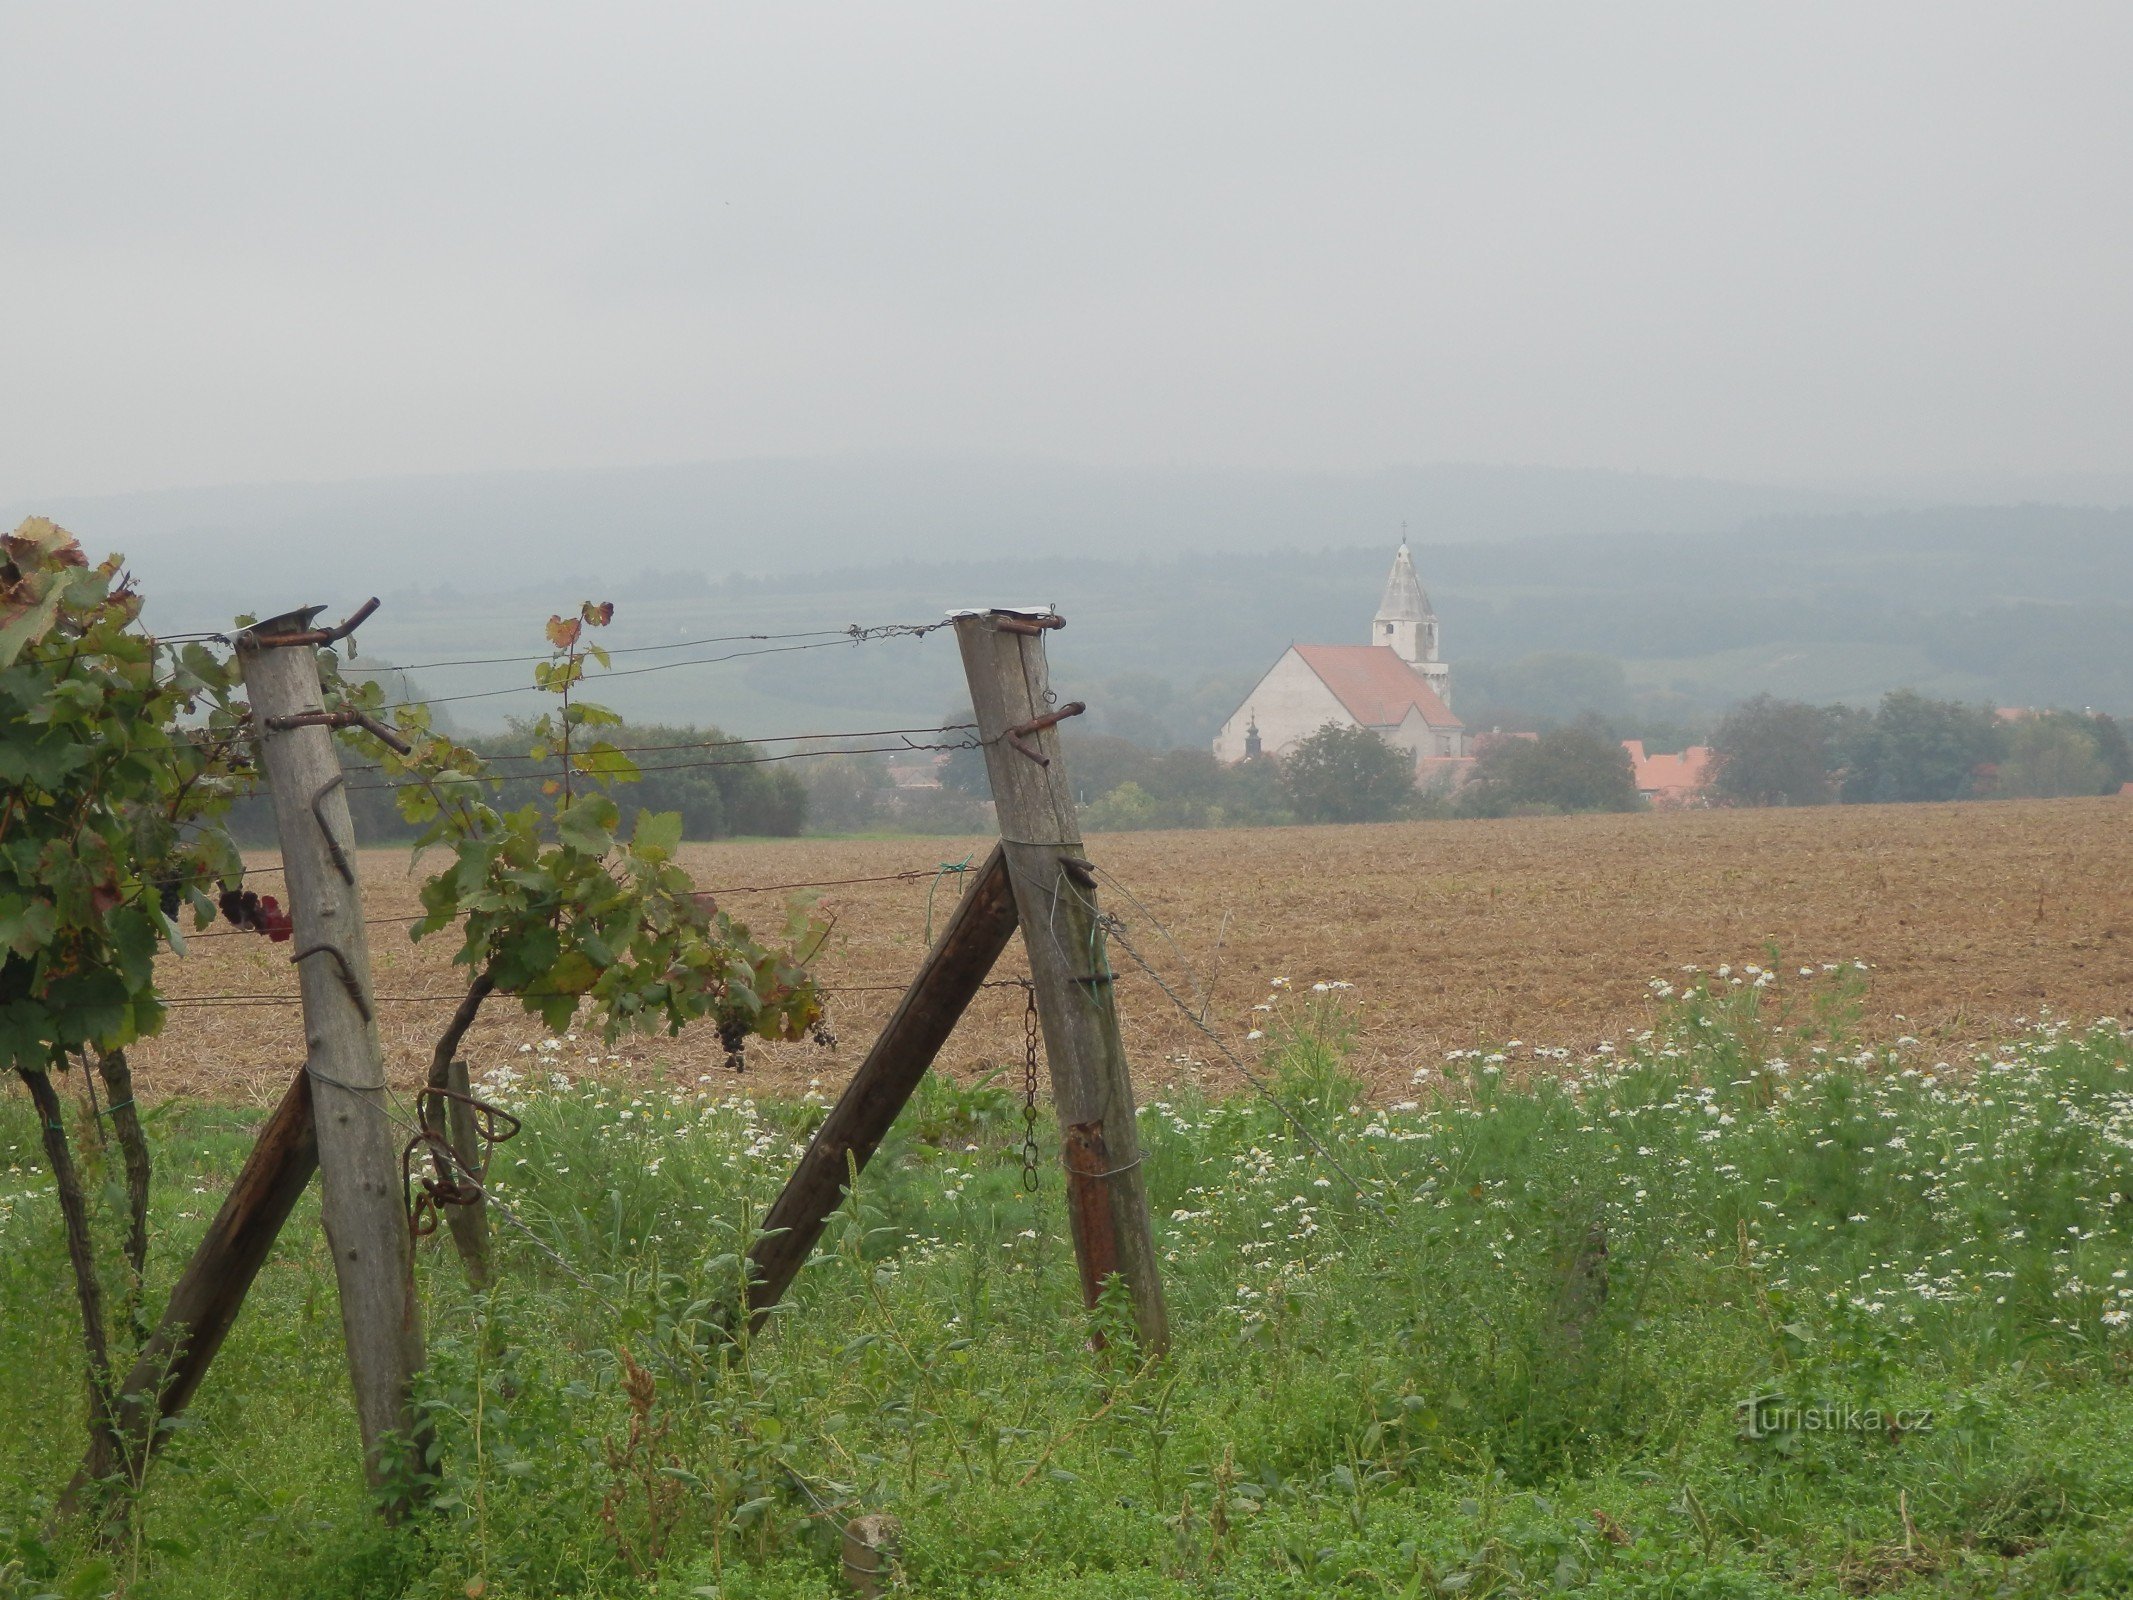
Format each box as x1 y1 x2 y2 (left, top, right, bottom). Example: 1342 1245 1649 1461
1372 542 1450 706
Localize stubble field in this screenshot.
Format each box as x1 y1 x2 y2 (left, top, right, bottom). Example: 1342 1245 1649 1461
137 795 2133 1106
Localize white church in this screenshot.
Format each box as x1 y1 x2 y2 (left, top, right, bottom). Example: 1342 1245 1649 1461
1213 544 1466 771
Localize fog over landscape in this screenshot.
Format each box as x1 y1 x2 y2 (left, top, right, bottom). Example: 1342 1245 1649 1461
15 10 2133 1593
24 2 2133 488
9 5 2132 743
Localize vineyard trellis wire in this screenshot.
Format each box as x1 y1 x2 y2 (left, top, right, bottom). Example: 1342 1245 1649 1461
371 619 957 710
26 572 1392 1572
9 578 1212 1532
173 863 996 940
347 721 980 768
342 735 980 790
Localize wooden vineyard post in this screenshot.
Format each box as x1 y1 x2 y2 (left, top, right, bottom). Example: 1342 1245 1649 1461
238 607 426 1506
433 1057 493 1290
746 845 1020 1331
83 1069 319 1493
954 610 1170 1352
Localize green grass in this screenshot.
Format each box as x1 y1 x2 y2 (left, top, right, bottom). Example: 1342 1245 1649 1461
6 967 2133 1597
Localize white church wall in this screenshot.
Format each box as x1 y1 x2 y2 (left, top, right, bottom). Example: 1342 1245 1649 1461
1387 705 1432 760
1212 648 1355 761
1390 704 1464 759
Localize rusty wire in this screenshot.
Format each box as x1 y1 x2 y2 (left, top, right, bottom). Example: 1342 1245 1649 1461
159 977 1038 1007
378 621 954 711
375 625 869 673
346 721 976 770
179 864 999 940
402 1084 522 1240
339 734 977 793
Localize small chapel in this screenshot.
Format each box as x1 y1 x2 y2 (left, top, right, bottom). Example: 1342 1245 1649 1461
1212 544 1466 772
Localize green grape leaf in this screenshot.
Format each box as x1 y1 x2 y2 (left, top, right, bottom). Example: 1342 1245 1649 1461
631 810 683 863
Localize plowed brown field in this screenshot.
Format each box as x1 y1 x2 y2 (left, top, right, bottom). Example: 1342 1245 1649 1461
136 797 2133 1105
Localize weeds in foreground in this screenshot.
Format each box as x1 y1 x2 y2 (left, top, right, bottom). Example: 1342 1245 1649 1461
3 965 2133 1596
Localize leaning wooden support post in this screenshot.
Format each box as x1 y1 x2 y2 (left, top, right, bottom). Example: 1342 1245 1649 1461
71 1069 320 1501
418 970 496 1287
954 610 1170 1353
238 607 426 1507
746 845 1019 1332
432 1057 493 1290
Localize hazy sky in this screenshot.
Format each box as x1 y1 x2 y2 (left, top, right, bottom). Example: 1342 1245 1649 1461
4 3 2129 500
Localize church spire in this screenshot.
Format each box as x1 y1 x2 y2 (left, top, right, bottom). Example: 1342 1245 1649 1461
1372 541 1451 706
1375 541 1431 626
1372 542 1439 667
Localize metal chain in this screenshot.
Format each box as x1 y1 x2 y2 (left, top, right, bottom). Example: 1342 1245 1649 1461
1020 980 1043 1190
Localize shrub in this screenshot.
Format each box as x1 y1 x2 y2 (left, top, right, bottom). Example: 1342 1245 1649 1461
1278 723 1415 824
1996 714 2117 798
1462 718 1639 814
1711 694 1834 806
1835 690 1999 803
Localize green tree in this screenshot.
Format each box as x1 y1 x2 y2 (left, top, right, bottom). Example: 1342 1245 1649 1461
800 751 894 833
1996 716 2113 799
2082 711 2132 789
1463 719 1639 815
1065 736 1292 829
1213 751 1292 826
1061 732 1153 808
1279 722 1415 823
939 703 990 795
1084 780 1161 832
1837 690 1998 803
1711 695 1833 806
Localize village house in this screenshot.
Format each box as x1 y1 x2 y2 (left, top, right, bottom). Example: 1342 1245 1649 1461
1623 741 1714 807
1214 544 1465 770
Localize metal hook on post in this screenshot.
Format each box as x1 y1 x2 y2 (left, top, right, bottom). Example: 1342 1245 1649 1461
311 774 355 884
238 598 381 652
263 707 412 756
292 942 375 1026
1002 701 1086 766
990 610 1066 637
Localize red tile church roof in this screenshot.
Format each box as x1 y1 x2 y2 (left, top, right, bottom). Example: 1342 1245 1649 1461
1293 645 1462 730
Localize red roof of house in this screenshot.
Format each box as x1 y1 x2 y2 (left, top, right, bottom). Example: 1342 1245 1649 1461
1624 742 1713 795
1293 645 1462 730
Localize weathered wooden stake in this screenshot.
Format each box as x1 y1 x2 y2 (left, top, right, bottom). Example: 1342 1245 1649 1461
955 611 1170 1352
746 846 1019 1331
433 1057 493 1290
239 610 425 1505
840 1513 901 1597
89 1069 319 1490
423 971 496 1289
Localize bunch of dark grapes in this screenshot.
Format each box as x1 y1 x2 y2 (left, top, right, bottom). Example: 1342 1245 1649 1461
218 886 293 943
717 1014 751 1072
